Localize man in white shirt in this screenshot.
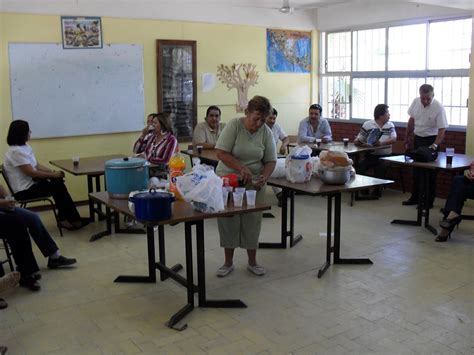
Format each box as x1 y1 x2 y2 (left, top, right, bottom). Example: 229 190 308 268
355 104 397 197
265 108 289 206
266 108 289 155
192 105 225 149
403 84 448 208
297 104 332 144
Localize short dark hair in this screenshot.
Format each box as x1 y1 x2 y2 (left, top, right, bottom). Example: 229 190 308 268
156 112 174 133
419 84 434 95
272 108 278 116
374 104 389 120
309 104 322 115
246 96 272 117
7 119 30 146
206 105 221 117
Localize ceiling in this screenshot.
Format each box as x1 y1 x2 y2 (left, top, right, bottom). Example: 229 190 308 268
0 0 472 30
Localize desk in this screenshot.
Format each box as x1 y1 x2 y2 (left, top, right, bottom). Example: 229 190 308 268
50 154 127 223
267 175 393 277
89 191 270 331
381 153 473 235
289 142 391 157
182 149 219 167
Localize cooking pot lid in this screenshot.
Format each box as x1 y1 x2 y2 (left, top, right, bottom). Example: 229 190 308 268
133 189 174 200
105 157 147 168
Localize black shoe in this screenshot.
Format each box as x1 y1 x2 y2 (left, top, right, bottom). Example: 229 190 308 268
402 198 417 206
0 298 8 310
47 255 77 269
439 215 462 230
19 276 41 291
33 273 42 281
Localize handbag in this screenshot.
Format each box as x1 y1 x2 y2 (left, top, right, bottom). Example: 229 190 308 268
406 146 438 162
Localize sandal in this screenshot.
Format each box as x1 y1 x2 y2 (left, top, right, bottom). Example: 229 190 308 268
247 264 266 276
216 264 234 277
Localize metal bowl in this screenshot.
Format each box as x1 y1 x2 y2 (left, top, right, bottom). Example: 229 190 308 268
318 166 352 185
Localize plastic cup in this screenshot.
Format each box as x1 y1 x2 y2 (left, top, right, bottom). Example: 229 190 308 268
72 156 80 166
222 188 229 206
343 138 349 147
446 147 454 166
224 186 233 193
235 187 246 194
233 192 244 207
197 145 203 154
315 138 322 147
245 190 256 206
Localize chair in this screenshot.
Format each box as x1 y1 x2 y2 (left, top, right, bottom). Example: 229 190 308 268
0 238 15 277
1 164 63 236
286 135 298 154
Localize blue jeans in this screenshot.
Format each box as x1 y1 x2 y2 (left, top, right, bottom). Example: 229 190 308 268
11 208 58 258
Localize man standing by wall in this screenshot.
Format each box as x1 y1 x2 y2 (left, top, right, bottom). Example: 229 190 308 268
403 84 448 208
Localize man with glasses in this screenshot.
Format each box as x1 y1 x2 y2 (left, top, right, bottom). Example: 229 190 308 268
403 84 448 208
297 104 332 144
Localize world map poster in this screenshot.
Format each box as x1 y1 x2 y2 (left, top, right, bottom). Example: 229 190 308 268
266 29 311 73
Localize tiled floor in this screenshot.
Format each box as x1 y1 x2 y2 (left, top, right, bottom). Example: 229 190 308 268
1 189 473 354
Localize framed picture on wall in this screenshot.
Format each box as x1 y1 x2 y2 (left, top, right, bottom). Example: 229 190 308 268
61 16 103 49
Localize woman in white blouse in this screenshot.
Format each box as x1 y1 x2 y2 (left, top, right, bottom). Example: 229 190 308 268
4 120 86 230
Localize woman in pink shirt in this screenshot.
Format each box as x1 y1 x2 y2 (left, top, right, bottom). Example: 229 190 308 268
137 113 177 178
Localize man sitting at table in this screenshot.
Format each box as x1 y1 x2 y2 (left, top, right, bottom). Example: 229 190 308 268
192 105 225 149
265 108 288 207
297 104 332 144
354 104 397 197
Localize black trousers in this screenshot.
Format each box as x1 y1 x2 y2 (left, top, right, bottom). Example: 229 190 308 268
356 154 390 179
443 175 474 216
14 179 81 223
0 212 40 277
410 135 438 204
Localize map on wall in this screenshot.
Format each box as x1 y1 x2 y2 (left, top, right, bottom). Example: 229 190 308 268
266 29 311 73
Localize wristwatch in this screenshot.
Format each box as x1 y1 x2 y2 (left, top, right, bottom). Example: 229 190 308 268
429 143 438 150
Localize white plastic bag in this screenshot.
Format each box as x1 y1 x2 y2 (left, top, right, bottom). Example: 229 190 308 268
270 158 286 178
176 164 224 213
285 145 313 183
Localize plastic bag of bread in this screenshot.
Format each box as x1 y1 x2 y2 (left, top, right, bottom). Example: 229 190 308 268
319 149 353 169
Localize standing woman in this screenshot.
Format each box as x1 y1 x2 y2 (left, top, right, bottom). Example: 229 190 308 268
4 120 86 230
215 96 276 277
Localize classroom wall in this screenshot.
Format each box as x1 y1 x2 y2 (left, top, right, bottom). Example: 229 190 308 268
0 13 314 201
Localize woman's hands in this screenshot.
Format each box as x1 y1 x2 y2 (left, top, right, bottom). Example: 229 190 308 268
0 197 16 210
239 165 253 185
54 170 65 179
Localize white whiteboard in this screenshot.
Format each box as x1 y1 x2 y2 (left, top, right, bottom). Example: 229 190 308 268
9 43 145 138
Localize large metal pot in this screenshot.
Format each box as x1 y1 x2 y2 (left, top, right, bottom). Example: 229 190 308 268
105 157 149 199
318 166 352 185
129 189 175 222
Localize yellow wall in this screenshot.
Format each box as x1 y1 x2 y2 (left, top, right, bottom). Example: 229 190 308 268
0 13 314 201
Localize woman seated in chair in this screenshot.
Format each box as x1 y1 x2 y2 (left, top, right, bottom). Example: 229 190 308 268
436 161 474 242
4 120 86 230
1 184 76 268
136 112 178 177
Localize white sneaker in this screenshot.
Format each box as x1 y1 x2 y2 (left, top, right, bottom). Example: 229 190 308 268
247 264 266 276
216 264 234 277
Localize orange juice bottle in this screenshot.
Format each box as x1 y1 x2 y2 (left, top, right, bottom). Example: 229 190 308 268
169 153 186 198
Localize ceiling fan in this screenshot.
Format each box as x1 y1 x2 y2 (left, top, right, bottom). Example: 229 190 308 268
271 0 343 14
278 0 296 14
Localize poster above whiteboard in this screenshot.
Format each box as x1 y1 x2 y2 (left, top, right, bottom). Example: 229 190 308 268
8 43 145 139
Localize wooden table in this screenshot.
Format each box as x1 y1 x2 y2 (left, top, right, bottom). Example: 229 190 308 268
381 153 474 235
50 154 127 223
289 141 391 157
89 191 271 331
267 175 393 277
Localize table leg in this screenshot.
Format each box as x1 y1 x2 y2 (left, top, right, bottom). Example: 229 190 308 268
333 193 372 265
114 226 157 283
157 225 183 282
318 195 332 278
87 176 95 222
259 188 302 249
195 220 246 309
166 222 195 331
422 172 437 235
89 206 112 242
94 175 106 220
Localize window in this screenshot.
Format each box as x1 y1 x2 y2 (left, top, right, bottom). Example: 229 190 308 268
321 17 471 126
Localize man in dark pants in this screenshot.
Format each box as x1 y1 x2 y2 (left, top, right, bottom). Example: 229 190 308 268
403 84 448 208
